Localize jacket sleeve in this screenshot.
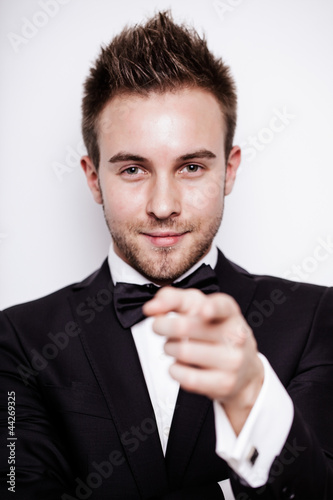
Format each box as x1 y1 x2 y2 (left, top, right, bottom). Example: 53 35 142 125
230 286 333 499
0 311 74 500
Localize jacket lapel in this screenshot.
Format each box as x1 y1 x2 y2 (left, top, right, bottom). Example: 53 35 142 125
69 260 168 498
214 249 257 317
165 250 258 484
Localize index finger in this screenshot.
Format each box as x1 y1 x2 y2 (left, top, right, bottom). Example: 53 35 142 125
143 287 240 321
199 292 241 322
143 287 205 317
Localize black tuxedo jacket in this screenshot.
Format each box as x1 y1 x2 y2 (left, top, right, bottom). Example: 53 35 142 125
1 251 333 499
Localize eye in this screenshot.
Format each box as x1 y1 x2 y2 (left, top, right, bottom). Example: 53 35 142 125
181 164 202 174
122 166 144 175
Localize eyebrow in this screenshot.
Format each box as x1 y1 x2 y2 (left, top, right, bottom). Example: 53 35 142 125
179 150 216 162
108 149 216 164
108 152 146 163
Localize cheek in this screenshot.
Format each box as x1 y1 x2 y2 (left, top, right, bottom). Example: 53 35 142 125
102 185 146 219
183 180 224 214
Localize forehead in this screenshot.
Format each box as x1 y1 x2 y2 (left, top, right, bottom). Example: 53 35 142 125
97 88 226 156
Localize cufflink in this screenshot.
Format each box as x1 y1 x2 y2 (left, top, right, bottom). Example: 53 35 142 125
247 446 259 466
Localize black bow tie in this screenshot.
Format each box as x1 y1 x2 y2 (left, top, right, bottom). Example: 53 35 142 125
113 264 220 328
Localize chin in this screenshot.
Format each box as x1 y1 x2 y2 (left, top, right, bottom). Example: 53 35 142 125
133 250 194 283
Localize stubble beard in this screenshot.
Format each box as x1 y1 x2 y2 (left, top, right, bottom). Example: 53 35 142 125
103 209 223 284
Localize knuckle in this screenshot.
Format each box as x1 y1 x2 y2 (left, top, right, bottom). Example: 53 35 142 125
178 316 190 336
155 286 171 300
231 350 243 371
189 288 204 298
177 339 190 360
219 372 236 394
234 325 248 346
187 288 204 305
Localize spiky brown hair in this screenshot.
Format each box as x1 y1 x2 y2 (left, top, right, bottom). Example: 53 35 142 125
82 11 237 169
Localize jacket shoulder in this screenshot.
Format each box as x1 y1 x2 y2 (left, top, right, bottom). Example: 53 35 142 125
2 260 109 324
218 251 332 314
226 254 329 294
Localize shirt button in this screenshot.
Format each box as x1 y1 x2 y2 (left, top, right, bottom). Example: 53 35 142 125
247 446 259 466
282 486 296 499
163 426 170 437
159 352 167 360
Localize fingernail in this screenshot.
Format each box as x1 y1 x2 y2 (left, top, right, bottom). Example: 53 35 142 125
154 320 172 336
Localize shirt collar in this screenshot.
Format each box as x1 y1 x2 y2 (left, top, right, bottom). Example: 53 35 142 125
108 240 218 286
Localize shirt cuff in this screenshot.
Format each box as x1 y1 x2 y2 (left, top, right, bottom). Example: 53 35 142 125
218 479 236 500
214 353 294 488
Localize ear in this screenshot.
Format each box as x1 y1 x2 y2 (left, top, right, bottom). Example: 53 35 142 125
224 146 241 196
81 155 103 205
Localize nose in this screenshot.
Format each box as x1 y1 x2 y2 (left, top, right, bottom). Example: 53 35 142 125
146 175 181 220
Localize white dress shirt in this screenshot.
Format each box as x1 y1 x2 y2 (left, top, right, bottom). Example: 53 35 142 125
108 242 294 499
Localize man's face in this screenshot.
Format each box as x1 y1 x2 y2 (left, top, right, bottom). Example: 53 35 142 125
82 88 240 284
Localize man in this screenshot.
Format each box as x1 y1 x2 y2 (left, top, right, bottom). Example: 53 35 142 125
0 11 332 500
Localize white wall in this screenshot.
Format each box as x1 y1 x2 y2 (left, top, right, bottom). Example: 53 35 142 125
1 0 332 309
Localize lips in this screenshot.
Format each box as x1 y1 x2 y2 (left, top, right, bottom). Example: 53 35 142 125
142 231 188 247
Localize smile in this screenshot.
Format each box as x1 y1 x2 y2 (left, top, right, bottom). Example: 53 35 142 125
141 232 188 247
